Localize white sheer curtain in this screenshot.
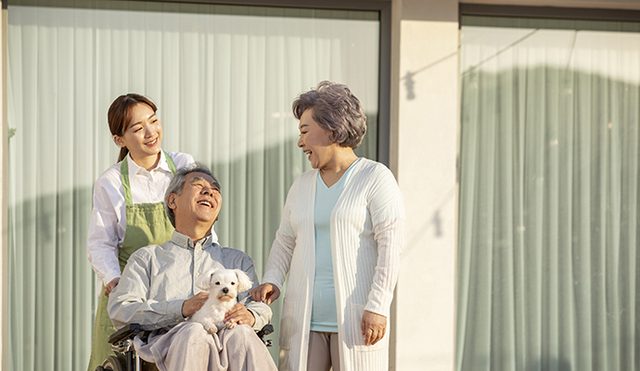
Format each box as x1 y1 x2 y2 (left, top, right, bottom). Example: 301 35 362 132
458 19 640 371
7 3 379 370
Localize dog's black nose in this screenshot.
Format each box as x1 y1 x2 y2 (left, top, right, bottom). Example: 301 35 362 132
222 287 229 294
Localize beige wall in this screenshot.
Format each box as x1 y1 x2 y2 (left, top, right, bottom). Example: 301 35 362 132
389 0 459 370
1 3 7 370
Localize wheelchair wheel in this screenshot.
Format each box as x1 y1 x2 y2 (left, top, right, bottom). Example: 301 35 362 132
99 354 126 371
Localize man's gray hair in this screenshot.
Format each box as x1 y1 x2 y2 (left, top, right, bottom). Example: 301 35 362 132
292 81 367 149
164 163 221 228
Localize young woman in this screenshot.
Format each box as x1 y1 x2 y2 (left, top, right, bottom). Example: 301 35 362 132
86 94 214 370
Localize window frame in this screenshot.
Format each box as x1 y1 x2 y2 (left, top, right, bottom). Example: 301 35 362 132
456 4 640 370
460 3 640 23
0 0 392 369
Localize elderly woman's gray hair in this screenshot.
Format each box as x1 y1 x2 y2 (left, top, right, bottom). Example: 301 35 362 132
292 81 367 149
164 163 221 227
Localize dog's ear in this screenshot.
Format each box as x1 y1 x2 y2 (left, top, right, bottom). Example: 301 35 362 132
234 270 253 292
196 269 217 291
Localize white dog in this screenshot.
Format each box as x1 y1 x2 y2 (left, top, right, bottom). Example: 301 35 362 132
190 268 253 334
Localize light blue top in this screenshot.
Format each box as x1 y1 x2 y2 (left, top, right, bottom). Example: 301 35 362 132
310 158 361 333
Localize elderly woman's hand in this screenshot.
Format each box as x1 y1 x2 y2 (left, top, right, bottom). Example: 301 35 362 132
249 283 281 305
361 310 387 346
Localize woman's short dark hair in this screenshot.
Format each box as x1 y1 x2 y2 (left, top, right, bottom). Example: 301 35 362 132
292 81 367 149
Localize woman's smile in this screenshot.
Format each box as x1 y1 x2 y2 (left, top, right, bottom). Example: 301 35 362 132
145 137 159 147
113 103 164 169
297 109 335 170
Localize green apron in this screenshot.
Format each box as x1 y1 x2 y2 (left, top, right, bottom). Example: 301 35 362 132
87 152 177 371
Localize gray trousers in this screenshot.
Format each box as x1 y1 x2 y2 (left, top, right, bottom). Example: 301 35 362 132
306 331 341 371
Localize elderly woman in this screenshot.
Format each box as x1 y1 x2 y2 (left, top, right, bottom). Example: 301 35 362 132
250 81 405 371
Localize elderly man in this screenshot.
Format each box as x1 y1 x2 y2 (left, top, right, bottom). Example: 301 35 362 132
108 163 277 371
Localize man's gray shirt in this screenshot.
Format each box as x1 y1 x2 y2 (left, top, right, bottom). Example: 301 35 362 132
108 231 271 331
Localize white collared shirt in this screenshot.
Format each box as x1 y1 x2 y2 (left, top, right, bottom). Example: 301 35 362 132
87 151 218 286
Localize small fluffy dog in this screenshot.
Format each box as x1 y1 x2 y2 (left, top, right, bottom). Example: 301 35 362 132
190 268 253 334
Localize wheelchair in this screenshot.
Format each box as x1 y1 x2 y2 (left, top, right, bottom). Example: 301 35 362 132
96 323 274 371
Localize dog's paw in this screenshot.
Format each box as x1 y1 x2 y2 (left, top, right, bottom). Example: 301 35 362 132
205 324 218 334
225 321 237 329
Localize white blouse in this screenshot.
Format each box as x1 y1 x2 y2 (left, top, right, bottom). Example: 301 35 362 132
87 151 218 286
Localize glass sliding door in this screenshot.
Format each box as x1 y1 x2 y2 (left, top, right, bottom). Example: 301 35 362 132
7 1 380 369
458 16 640 371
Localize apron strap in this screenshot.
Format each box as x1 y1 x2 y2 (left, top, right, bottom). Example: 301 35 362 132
120 157 133 207
165 151 177 175
120 151 177 207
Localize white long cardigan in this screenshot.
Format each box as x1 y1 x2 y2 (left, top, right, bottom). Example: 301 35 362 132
262 158 405 371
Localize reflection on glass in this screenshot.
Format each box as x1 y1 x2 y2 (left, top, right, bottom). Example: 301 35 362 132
458 18 640 371
7 3 379 370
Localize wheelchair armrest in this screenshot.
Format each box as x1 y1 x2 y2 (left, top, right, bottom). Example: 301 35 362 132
108 323 141 344
256 324 274 347
256 324 274 339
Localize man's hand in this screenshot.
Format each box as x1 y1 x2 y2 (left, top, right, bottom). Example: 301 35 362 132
104 277 120 297
361 310 387 346
182 292 209 318
224 303 255 327
249 283 280 305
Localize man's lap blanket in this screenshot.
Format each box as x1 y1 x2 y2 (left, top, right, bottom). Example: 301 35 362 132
133 322 278 371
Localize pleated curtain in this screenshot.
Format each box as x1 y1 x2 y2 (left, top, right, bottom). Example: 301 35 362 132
458 18 640 371
7 3 379 370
